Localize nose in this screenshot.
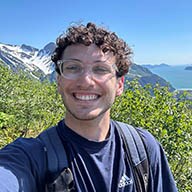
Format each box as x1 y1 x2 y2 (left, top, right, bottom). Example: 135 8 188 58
76 70 95 88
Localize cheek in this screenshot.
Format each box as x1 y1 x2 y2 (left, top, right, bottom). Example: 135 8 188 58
57 80 62 94
57 78 74 97
57 77 65 94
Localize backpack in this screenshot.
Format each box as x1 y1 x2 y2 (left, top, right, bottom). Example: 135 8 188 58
38 120 149 192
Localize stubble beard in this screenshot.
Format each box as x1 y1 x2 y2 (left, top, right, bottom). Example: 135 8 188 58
64 103 112 121
63 97 114 121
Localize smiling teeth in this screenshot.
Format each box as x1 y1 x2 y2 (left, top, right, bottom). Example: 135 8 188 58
75 94 98 101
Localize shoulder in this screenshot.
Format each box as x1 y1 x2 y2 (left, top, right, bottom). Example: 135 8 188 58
0 137 47 191
136 128 160 154
112 120 163 164
2 136 46 156
0 137 47 172
112 120 160 154
136 128 164 163
136 128 172 175
111 121 177 190
136 128 178 191
1 135 48 167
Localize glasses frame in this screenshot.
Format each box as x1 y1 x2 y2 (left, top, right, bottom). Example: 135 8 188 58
57 59 119 80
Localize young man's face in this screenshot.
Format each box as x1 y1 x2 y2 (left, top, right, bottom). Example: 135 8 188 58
57 44 124 121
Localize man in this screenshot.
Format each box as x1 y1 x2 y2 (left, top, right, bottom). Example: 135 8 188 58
0 22 177 191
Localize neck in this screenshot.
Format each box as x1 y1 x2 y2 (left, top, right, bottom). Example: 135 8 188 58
64 113 111 142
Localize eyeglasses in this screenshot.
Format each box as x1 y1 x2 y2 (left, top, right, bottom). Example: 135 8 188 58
57 59 118 80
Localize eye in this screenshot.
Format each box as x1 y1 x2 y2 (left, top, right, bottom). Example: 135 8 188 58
62 62 82 74
93 65 112 74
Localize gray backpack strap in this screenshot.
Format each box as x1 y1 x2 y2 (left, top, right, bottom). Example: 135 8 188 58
38 126 68 175
113 120 149 192
38 125 75 192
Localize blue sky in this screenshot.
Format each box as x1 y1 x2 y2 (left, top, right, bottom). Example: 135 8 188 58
0 0 192 65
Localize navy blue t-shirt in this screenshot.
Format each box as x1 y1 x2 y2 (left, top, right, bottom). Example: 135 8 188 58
57 120 133 192
0 119 178 191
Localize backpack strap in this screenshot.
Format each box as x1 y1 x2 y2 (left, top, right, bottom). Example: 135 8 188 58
38 125 68 180
38 123 75 191
113 120 149 192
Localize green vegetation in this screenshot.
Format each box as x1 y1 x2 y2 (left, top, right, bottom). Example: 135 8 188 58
0 63 64 145
0 64 191 191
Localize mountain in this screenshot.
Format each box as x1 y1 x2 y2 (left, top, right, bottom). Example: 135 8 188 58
0 42 175 90
0 42 55 79
126 64 175 91
142 63 170 69
185 65 192 70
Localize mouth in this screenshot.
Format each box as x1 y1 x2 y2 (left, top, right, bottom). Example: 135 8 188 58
73 93 100 101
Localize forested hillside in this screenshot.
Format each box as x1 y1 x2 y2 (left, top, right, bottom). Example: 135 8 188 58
0 63 191 191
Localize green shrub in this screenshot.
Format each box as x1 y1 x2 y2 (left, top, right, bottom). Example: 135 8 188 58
0 64 64 145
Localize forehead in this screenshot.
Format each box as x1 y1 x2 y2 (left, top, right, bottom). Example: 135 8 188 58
61 44 116 64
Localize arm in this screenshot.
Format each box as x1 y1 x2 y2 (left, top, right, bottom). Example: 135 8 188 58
0 167 19 191
0 138 47 192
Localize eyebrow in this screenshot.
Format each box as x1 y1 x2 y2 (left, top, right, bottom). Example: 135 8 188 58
63 58 81 62
63 58 109 64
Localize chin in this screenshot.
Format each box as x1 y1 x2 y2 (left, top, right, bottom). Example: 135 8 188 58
73 114 99 121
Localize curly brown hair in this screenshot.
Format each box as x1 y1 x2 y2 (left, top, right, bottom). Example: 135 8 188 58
51 22 133 77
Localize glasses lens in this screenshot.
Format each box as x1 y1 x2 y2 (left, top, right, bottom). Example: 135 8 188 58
59 60 83 79
57 60 117 80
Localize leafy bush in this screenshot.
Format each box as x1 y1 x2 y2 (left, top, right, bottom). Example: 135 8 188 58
0 64 64 145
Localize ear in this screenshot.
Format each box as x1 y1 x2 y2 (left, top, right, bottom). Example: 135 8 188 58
116 76 124 96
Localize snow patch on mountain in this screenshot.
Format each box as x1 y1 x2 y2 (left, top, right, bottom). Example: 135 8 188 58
0 42 56 75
